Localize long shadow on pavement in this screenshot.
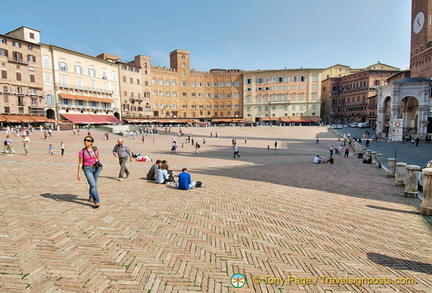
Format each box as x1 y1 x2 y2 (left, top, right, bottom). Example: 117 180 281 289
367 253 432 275
40 192 92 207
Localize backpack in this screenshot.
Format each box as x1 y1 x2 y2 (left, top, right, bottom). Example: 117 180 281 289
196 181 202 188
3 140 7 146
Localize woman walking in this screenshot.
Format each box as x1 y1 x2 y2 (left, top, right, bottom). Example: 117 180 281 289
77 136 102 208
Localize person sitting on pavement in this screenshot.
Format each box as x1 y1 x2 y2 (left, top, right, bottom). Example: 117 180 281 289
362 156 372 164
313 155 325 164
155 163 169 184
178 168 201 190
147 160 161 180
155 163 176 185
326 156 334 164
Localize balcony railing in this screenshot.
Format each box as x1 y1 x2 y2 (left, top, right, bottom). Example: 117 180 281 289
56 83 113 95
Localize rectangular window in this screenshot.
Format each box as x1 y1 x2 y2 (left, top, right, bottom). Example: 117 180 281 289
246 78 252 84
278 77 283 83
234 81 240 86
1 70 7 79
30 74 35 82
300 76 306 82
59 61 68 71
130 77 133 83
61 76 67 87
43 57 49 68
27 55 36 62
44 73 51 83
16 72 22 81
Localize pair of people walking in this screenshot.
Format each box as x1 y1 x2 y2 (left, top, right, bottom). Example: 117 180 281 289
77 138 132 208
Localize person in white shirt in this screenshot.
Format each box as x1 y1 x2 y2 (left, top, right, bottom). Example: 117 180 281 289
313 155 324 164
22 134 30 155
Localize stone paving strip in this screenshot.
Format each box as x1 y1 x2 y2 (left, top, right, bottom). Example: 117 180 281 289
0 126 431 292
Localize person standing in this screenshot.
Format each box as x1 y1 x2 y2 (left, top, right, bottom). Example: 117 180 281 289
60 141 65 155
77 135 102 208
233 145 240 158
274 141 278 150
22 134 30 155
113 139 132 181
344 146 350 157
415 136 421 147
329 145 334 156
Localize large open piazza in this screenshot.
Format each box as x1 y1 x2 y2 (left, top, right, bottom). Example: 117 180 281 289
0 126 431 292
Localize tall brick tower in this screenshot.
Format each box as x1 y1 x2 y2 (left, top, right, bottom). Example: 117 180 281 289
170 49 190 74
410 0 432 78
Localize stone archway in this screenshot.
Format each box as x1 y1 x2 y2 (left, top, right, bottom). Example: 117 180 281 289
398 96 419 135
46 109 56 120
377 78 430 139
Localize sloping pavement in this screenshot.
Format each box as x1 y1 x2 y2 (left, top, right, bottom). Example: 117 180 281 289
0 126 431 292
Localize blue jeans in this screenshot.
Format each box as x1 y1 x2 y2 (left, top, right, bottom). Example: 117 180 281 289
83 166 101 204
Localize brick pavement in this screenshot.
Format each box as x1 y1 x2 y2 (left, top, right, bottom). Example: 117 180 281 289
0 126 431 292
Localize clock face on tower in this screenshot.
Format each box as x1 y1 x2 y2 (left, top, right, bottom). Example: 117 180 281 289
413 11 425 34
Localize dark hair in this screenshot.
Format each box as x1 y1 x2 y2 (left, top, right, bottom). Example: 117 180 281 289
161 163 169 170
84 135 94 142
156 160 162 164
182 168 187 172
161 160 167 164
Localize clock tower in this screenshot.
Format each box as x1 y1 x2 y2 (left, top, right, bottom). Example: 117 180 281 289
411 0 432 78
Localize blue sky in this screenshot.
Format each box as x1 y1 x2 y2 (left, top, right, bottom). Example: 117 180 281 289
2 0 411 71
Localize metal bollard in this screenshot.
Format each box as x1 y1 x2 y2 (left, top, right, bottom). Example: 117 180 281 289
376 153 383 168
387 158 395 177
395 162 407 187
420 168 432 216
404 165 420 198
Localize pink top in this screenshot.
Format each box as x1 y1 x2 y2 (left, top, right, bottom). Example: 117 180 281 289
79 148 99 166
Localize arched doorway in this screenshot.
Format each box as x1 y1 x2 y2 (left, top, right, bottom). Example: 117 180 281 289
383 96 391 135
399 96 419 136
46 109 55 120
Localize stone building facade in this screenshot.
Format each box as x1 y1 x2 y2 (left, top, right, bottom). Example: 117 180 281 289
326 63 400 126
377 0 432 139
0 26 47 122
242 69 322 124
41 45 121 123
148 50 243 122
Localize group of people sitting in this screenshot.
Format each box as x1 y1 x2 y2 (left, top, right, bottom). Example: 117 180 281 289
146 160 202 190
313 155 334 164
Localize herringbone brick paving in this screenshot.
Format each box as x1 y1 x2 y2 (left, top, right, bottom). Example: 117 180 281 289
0 126 431 292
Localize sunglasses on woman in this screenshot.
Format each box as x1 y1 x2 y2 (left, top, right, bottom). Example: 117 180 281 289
84 139 93 142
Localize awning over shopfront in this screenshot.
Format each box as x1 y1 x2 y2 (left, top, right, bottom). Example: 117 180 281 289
211 118 245 123
288 116 313 123
261 117 278 121
308 116 322 122
60 114 122 124
59 93 113 104
0 115 56 123
124 118 193 124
